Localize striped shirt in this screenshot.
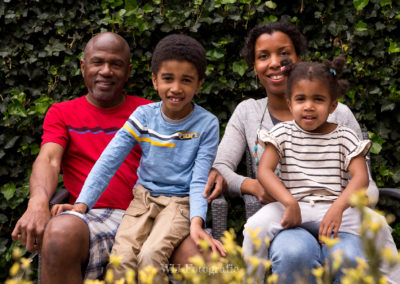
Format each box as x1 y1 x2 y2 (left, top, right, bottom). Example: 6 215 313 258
258 121 371 202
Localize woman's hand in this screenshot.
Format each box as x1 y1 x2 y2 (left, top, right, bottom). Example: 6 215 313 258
190 217 226 257
203 168 227 203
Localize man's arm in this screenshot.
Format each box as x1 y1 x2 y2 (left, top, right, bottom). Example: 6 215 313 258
11 142 64 252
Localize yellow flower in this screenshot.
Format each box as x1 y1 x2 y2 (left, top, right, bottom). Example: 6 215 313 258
138 265 158 284
349 189 369 207
267 273 279 284
108 254 122 268
125 269 136 284
379 276 388 284
5 280 17 284
246 227 261 239
320 235 340 248
9 262 19 277
248 256 261 268
262 259 272 271
381 247 395 263
369 221 382 233
12 248 22 260
342 44 349 52
20 257 31 270
189 255 205 267
198 239 209 252
104 269 113 283
312 266 324 278
264 237 270 248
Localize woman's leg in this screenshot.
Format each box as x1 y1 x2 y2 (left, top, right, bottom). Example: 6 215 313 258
269 227 322 284
321 232 365 284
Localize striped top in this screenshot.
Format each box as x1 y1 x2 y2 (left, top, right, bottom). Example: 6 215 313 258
258 121 371 202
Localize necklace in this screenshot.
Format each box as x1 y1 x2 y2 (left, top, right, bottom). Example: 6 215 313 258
253 102 268 165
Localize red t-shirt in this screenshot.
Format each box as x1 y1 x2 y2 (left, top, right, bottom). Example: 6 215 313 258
41 95 152 210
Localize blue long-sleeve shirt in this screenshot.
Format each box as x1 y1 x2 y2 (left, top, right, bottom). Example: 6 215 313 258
76 102 219 221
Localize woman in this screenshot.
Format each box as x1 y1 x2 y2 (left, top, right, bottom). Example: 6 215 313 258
206 22 399 283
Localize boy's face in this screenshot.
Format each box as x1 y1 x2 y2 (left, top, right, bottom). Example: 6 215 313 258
287 79 338 134
152 60 203 120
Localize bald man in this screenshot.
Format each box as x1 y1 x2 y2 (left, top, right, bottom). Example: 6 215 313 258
11 32 200 283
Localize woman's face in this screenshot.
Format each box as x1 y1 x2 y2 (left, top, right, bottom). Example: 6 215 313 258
253 31 300 98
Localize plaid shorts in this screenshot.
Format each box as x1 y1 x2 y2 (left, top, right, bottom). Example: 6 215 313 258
62 208 124 280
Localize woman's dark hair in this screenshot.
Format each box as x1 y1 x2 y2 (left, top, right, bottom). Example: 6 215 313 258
281 54 349 100
242 21 308 66
151 34 207 80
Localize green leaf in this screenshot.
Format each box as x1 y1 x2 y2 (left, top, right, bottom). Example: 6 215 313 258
1 183 16 201
265 1 277 9
354 20 368 32
232 60 247 76
353 0 369 10
370 142 382 154
8 101 28 117
379 0 391 7
388 40 400 54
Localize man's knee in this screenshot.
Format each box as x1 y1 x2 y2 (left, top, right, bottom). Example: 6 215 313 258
42 214 90 259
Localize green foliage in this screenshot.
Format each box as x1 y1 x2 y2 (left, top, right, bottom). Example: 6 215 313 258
1 0 400 281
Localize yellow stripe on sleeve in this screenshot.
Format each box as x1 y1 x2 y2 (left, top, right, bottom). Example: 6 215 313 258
123 124 175 148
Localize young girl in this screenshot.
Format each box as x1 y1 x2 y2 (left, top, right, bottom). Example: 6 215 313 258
243 55 371 282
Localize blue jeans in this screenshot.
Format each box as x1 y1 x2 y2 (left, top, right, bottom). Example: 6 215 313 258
269 228 365 284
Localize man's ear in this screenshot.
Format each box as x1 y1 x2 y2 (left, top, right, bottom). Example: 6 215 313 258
80 59 85 78
125 64 133 82
329 99 338 114
151 73 158 90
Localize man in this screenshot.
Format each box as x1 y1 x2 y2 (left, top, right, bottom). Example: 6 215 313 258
11 32 201 283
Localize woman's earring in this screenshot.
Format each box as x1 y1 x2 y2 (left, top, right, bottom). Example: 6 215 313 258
254 74 258 89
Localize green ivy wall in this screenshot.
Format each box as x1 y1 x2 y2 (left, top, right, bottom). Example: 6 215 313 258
1 0 399 279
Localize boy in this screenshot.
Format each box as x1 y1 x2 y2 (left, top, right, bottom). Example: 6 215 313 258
52 34 225 280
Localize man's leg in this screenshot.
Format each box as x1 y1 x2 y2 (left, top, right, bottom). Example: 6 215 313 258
40 214 90 284
269 227 322 284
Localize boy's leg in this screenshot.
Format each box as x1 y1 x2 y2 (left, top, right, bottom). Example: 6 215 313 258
138 196 190 275
108 186 158 280
269 227 322 284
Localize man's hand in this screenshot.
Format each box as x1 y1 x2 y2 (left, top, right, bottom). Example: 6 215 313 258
190 217 226 257
51 203 88 216
11 199 51 252
203 168 227 203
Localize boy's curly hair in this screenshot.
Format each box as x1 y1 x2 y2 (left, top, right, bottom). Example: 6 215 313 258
280 54 349 100
151 34 206 81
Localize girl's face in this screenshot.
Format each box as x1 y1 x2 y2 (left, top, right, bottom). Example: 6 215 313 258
253 31 300 98
287 79 338 133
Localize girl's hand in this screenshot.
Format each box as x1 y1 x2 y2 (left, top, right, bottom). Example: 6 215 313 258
51 203 88 216
319 203 343 243
190 217 226 257
281 201 301 229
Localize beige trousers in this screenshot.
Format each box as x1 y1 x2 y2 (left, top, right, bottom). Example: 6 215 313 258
107 184 190 280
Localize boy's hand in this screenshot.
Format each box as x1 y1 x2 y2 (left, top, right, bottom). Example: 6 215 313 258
51 203 88 216
319 202 343 242
281 201 301 229
190 217 226 257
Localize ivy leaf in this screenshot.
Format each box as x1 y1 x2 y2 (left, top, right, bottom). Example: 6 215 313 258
265 1 277 9
1 183 16 201
353 0 369 10
379 0 392 7
388 40 400 54
8 101 27 117
232 60 247 77
354 20 368 32
371 142 382 154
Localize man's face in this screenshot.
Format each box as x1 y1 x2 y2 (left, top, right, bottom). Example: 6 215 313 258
81 34 132 108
